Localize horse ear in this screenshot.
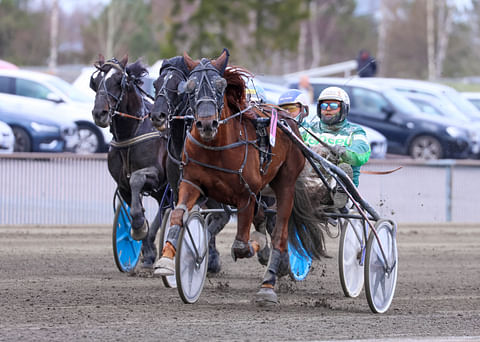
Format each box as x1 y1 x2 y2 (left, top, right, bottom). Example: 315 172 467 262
183 51 199 71
95 54 105 67
211 48 230 75
119 54 129 68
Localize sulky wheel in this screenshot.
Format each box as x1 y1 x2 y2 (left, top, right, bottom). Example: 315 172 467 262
288 228 312 281
112 202 142 273
176 211 208 304
338 213 367 298
365 219 398 313
158 208 176 288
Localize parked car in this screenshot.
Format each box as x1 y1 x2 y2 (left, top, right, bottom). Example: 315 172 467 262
462 92 480 111
289 77 473 159
0 120 15 153
400 92 480 157
0 69 111 153
0 103 78 152
364 78 480 122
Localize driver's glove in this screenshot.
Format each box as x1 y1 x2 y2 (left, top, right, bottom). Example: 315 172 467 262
330 144 346 158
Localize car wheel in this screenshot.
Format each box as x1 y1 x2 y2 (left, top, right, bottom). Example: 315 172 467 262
74 123 103 153
12 127 32 152
409 135 443 160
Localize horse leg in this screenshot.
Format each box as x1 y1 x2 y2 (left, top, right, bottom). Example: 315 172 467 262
255 181 295 305
154 184 201 276
231 200 266 261
129 167 159 241
252 200 270 267
206 210 231 274
140 208 161 269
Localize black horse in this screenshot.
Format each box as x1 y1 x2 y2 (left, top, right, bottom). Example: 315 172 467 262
90 55 169 268
150 55 272 274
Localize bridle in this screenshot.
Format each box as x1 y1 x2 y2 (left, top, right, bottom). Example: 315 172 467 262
186 58 227 123
154 66 188 122
91 58 152 124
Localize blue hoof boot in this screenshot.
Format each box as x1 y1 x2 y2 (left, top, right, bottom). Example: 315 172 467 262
208 248 221 274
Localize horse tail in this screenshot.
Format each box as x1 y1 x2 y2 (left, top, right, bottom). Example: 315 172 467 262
288 177 329 260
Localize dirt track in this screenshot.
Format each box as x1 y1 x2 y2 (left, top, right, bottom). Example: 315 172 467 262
1 223 480 341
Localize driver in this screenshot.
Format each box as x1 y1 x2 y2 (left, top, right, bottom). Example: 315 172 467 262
279 86 371 209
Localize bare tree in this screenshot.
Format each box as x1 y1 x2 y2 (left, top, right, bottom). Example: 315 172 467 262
48 0 58 72
427 0 436 80
435 0 453 79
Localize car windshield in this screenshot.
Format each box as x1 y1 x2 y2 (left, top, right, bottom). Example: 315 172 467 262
45 76 92 103
383 89 420 113
442 88 480 119
407 97 470 121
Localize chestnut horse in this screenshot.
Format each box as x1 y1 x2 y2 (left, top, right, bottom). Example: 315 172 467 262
90 55 169 268
150 56 272 274
154 50 327 304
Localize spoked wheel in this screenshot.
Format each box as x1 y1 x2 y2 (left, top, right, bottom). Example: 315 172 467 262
288 228 312 281
365 219 398 313
112 202 142 272
176 211 208 304
158 208 176 288
339 215 367 298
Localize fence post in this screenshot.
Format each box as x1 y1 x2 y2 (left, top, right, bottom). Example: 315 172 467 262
445 162 453 222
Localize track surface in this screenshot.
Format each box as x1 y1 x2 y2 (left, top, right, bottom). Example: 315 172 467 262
1 223 479 341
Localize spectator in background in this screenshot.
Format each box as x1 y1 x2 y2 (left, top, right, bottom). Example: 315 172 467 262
298 74 314 104
357 49 377 78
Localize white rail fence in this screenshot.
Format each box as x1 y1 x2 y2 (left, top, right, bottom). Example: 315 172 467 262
1 153 480 225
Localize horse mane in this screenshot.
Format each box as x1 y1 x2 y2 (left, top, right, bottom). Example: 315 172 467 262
126 59 149 79
223 66 257 120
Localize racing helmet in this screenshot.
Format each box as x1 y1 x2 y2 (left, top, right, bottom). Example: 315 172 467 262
317 86 350 125
245 79 267 104
277 89 309 121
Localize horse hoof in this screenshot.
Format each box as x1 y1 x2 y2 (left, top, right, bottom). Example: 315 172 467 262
141 260 154 270
231 239 254 261
153 257 175 276
254 287 278 306
131 220 148 241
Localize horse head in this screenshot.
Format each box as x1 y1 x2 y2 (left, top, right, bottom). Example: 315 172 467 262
90 55 148 129
151 56 189 131
183 49 229 141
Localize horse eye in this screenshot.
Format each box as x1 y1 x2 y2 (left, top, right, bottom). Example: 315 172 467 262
215 77 227 92
185 78 197 93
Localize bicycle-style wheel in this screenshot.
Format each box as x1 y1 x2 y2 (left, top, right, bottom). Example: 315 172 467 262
365 219 398 313
158 208 176 288
112 202 142 273
288 228 312 281
338 215 366 298
176 211 208 304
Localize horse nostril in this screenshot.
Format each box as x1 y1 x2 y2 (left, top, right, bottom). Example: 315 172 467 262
195 121 203 129
212 120 218 129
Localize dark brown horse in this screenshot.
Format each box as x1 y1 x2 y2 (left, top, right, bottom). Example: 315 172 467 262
90 55 169 268
155 50 327 304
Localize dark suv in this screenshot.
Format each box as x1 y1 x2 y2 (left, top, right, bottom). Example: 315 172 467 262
288 77 474 159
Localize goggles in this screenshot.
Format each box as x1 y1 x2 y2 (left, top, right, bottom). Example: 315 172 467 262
280 104 301 113
320 102 340 110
